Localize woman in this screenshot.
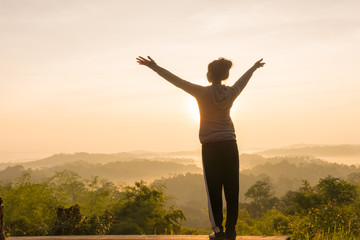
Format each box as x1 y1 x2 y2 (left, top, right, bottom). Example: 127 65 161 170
136 56 265 240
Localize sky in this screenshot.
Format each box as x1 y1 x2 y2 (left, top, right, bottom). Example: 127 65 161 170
1 0 360 162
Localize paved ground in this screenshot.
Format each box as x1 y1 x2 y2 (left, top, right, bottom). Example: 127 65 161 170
8 235 290 240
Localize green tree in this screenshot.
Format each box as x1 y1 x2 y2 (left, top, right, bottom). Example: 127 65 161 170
235 209 262 236
254 209 291 236
51 204 112 235
1 174 57 236
316 176 357 205
280 180 321 215
245 180 279 218
110 181 185 234
82 176 118 216
281 177 360 239
49 170 85 206
52 204 84 235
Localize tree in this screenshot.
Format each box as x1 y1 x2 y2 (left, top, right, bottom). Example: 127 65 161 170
82 176 118 216
281 177 360 239
280 180 321 215
49 170 85 206
245 180 272 204
110 181 185 234
0 173 57 236
316 176 357 205
51 204 112 235
245 180 279 218
52 204 84 235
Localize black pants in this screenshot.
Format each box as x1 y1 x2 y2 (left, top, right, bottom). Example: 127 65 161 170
202 139 239 233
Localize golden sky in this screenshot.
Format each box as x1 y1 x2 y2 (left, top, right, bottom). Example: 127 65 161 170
1 0 359 162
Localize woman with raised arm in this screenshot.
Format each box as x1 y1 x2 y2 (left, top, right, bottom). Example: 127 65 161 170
136 56 265 240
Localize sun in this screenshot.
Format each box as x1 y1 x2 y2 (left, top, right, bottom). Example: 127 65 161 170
186 98 200 122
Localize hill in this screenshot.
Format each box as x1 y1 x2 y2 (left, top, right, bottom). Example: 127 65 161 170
0 151 200 169
257 144 360 157
254 144 360 165
0 159 202 184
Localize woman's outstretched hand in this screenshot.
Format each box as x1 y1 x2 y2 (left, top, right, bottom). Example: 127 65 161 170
136 56 157 68
253 58 265 69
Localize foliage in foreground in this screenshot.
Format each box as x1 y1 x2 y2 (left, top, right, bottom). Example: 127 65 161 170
1 169 360 240
110 181 185 234
0 170 185 236
237 175 360 239
52 204 112 235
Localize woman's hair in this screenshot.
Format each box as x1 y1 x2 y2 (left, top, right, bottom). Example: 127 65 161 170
207 57 233 84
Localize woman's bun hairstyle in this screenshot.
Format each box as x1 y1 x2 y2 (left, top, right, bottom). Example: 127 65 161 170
208 57 233 83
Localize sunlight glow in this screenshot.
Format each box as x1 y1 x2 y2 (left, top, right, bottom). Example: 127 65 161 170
1 0 359 161
186 98 200 122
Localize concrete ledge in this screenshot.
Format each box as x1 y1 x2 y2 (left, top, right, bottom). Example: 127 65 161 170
8 235 290 240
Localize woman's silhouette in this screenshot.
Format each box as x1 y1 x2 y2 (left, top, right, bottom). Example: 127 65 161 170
137 56 265 240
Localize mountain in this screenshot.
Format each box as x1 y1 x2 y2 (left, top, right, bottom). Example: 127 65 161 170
0 159 202 184
256 144 360 165
257 144 360 157
2 144 359 170
0 151 200 170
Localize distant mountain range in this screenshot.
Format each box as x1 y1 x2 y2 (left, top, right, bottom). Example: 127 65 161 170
0 151 200 169
0 144 358 172
254 144 360 165
0 159 202 184
257 144 360 157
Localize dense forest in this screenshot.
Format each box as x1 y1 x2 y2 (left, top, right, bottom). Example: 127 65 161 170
1 146 360 239
0 171 187 235
1 170 360 239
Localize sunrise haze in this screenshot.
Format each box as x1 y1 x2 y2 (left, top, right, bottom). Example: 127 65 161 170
1 0 359 162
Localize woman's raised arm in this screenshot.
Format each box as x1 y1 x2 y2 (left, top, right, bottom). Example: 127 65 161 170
232 58 265 96
136 56 203 96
